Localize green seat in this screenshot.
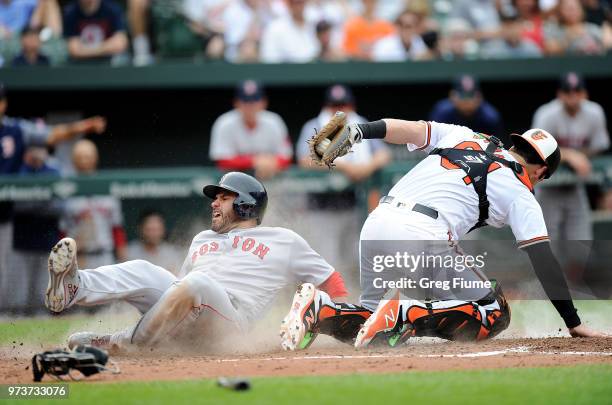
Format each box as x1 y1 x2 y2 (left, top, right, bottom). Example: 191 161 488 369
152 0 201 58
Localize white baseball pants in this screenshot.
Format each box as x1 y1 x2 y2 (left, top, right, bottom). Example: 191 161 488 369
73 260 246 347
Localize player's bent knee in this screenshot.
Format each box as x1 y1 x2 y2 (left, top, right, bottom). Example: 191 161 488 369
175 272 216 303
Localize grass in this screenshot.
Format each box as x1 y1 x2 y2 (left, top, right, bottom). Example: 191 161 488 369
3 365 611 405
2 304 612 404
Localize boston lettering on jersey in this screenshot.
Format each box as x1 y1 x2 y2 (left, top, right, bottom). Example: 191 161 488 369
191 236 270 263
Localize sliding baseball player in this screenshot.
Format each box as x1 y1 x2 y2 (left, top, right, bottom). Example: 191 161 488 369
45 172 347 351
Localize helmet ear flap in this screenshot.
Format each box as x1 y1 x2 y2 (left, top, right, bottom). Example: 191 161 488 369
234 202 258 222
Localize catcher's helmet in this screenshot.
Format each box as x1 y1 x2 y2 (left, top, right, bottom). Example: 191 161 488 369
511 128 561 179
203 172 268 224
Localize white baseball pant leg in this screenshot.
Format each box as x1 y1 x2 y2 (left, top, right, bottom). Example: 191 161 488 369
359 203 451 311
75 259 177 314
130 271 245 347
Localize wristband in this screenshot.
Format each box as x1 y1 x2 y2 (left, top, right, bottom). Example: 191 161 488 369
356 120 386 140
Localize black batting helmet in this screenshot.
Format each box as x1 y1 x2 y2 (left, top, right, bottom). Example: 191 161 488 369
203 172 268 224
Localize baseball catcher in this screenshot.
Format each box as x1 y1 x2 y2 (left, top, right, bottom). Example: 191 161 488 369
281 116 606 350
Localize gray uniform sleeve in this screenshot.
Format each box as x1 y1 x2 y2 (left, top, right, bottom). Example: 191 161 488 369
532 104 556 133
588 103 610 153
271 113 293 158
289 231 334 286
209 114 236 161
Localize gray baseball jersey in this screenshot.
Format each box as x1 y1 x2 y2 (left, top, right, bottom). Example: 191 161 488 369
532 98 610 240
532 99 609 152
178 226 334 323
209 109 293 160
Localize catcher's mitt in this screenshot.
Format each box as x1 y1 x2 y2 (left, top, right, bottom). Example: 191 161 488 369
308 111 362 168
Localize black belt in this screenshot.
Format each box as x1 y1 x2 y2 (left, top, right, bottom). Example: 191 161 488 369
379 196 439 220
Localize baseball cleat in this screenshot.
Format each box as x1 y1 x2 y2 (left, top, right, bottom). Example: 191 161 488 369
45 238 80 313
280 283 320 351
354 291 412 348
68 332 116 352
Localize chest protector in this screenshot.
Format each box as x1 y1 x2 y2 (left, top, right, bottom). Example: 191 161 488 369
429 136 525 233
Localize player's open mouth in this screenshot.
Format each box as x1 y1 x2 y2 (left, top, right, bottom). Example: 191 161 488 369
212 211 222 219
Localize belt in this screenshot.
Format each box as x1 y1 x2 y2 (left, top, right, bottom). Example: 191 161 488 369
379 196 439 220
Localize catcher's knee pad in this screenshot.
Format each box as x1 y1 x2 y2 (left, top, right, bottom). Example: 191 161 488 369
406 303 485 341
405 293 511 342
318 303 372 344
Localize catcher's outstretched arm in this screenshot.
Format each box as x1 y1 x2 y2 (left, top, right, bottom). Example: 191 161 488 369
357 119 428 147
523 242 581 329
382 119 428 146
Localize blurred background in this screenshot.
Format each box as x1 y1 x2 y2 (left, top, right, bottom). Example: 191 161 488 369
0 0 611 315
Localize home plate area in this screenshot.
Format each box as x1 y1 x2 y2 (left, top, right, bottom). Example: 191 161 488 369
2 337 612 384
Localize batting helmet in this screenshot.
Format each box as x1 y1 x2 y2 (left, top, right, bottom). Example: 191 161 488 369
511 129 561 179
203 172 268 224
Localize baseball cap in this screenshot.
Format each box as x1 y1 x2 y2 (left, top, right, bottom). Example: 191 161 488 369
511 128 561 179
235 80 265 102
452 74 480 99
559 71 586 92
324 84 354 106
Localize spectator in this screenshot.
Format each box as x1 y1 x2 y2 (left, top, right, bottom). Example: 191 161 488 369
439 18 479 60
449 0 502 42
304 0 353 26
371 9 429 61
0 0 37 40
127 210 183 275
429 74 506 144
209 80 292 179
406 0 440 59
544 0 605 55
303 0 353 47
260 0 318 63
63 0 129 63
342 0 395 60
30 0 63 37
512 0 546 51
580 0 612 49
481 13 543 58
295 84 391 272
61 139 127 268
183 0 228 60
222 0 276 62
532 72 610 240
127 0 153 66
7 145 62 314
581 0 612 26
316 19 346 61
12 27 51 67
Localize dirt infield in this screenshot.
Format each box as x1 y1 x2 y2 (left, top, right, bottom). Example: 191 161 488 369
2 337 612 384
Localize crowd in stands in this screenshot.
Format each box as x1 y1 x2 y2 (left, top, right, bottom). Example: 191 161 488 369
0 0 611 66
